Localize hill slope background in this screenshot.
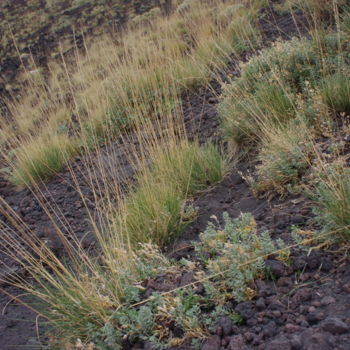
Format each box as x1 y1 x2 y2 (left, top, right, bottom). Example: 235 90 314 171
1 0 350 349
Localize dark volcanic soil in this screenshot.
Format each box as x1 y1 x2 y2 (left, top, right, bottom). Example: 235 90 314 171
2 4 349 350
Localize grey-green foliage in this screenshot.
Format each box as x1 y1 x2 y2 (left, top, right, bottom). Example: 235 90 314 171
92 213 289 347
195 212 289 301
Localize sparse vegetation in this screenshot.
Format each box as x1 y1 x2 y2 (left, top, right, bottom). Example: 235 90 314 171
252 119 313 196
1 0 262 185
320 72 350 113
2 0 350 349
312 160 350 239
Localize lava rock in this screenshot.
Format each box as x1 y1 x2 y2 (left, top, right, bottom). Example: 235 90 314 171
292 288 313 304
290 334 302 350
321 317 349 334
228 335 245 350
300 329 334 350
265 336 291 350
217 316 233 336
202 335 221 350
265 259 286 278
262 320 278 338
235 301 255 321
306 312 324 325
320 296 336 306
256 297 266 311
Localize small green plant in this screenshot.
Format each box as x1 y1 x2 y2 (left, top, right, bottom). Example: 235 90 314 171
195 212 289 301
90 212 289 348
320 72 350 113
11 134 77 185
252 120 313 196
313 160 350 239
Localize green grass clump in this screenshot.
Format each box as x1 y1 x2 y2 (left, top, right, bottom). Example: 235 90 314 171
313 161 350 239
118 142 226 245
219 28 350 146
219 80 296 144
320 72 350 113
252 120 313 196
11 134 77 185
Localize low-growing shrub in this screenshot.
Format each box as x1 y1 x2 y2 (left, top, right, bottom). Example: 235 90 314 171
91 212 290 348
194 212 289 301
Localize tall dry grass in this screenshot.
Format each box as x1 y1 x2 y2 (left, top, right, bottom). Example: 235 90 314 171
1 0 262 186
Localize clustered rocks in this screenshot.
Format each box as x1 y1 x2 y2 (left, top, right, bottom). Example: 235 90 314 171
198 251 350 350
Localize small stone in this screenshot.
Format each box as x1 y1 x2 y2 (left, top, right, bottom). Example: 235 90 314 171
311 300 321 307
144 342 157 350
285 323 300 333
306 312 324 325
216 326 223 337
228 335 245 350
235 301 255 320
320 296 336 306
267 301 284 311
244 332 254 342
262 321 278 338
320 258 333 272
247 317 258 327
202 335 221 350
343 283 350 293
321 317 349 334
265 260 286 278
217 316 233 336
292 288 313 303
272 310 281 318
293 256 307 270
308 306 316 313
26 337 42 347
306 251 323 269
256 297 266 311
276 277 292 288
5 319 16 328
290 334 302 350
301 330 333 350
299 320 310 328
291 215 304 225
265 336 291 350
180 271 194 286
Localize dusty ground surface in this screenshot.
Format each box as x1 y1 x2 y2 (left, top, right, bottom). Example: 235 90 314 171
1 3 350 350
